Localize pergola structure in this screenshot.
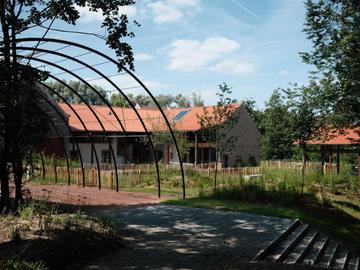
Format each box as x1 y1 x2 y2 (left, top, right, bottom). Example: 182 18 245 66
306 128 360 176
0 37 186 198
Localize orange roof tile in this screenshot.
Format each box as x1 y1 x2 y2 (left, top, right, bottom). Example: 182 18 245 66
307 128 360 145
58 103 240 133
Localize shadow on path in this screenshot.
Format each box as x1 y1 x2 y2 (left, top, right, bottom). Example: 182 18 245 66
84 205 293 270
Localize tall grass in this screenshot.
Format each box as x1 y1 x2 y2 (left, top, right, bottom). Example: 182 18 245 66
29 160 359 201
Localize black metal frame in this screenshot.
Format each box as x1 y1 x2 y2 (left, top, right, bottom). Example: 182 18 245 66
14 46 162 196
2 37 187 198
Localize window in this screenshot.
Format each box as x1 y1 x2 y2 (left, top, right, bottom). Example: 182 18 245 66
173 110 189 122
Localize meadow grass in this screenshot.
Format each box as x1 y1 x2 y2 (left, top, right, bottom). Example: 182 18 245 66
30 160 360 247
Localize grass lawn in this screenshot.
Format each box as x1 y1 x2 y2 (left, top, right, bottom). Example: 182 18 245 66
164 193 360 250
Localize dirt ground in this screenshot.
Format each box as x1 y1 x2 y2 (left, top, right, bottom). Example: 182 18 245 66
25 183 162 207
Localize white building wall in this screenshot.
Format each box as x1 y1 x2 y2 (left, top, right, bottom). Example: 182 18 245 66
67 137 136 165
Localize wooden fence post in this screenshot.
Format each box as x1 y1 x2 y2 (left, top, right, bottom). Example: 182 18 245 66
92 168 95 187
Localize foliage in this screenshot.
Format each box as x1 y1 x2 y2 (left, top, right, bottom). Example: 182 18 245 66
190 92 204 107
301 0 360 129
240 98 264 134
260 89 294 160
110 92 204 108
197 82 239 190
0 0 137 211
143 118 190 162
0 199 121 269
46 80 108 105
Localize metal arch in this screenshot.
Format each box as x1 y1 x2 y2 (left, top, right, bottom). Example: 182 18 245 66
16 37 186 198
3 88 74 185
1 52 118 191
38 82 101 188
44 136 58 182
44 119 69 184
36 76 104 189
39 151 46 181
22 93 73 185
15 55 121 191
13 46 162 197
31 88 86 186
34 72 110 190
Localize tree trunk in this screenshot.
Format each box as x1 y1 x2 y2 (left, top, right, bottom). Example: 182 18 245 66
0 157 10 213
13 160 24 210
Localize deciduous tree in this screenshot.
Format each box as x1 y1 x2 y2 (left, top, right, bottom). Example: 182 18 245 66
197 82 238 192
302 0 360 130
0 0 136 212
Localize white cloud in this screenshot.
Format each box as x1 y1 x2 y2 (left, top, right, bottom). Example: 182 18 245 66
135 53 154 61
77 6 103 22
147 0 200 25
143 81 170 92
119 6 138 17
77 5 137 23
168 37 241 71
278 69 289 75
90 74 169 96
211 59 255 75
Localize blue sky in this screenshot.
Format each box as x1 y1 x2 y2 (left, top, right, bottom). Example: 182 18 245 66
23 0 314 108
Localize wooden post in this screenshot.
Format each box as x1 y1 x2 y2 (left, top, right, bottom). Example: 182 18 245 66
167 143 170 164
92 168 95 187
329 145 333 172
194 131 198 164
320 145 325 175
111 171 114 189
336 145 340 175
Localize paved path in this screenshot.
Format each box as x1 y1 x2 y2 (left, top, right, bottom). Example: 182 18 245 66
25 184 295 269
84 205 294 270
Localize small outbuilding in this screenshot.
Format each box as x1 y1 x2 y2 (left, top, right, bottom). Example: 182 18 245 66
306 128 360 176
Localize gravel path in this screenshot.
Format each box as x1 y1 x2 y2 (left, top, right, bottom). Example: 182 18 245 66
84 205 293 270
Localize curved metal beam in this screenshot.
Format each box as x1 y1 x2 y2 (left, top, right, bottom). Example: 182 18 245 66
31 88 86 186
22 57 119 191
16 37 186 198
45 119 68 184
14 46 162 197
1 52 116 191
38 82 100 188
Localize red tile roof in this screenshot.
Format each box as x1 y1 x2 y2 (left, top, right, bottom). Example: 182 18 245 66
307 128 360 145
58 103 241 133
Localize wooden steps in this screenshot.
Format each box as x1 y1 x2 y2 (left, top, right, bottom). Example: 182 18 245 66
253 220 359 269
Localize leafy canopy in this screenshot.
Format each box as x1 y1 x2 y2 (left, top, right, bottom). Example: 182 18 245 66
301 0 360 128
